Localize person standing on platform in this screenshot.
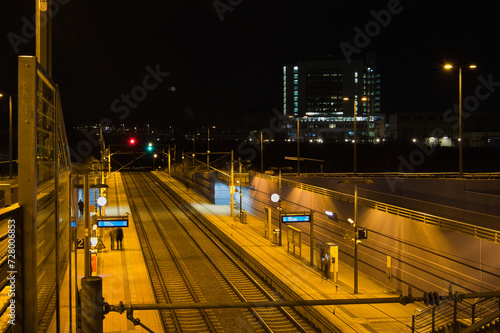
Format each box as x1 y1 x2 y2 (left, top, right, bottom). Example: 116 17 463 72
324 253 330 280
116 227 124 250
320 245 326 272
78 199 84 217
109 228 115 250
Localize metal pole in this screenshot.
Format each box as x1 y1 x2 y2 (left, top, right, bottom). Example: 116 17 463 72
310 210 314 266
100 126 103 185
81 277 104 333
354 183 359 294
36 0 52 75
84 174 91 277
459 67 463 178
278 169 282 246
109 295 415 311
168 147 171 176
354 99 357 175
107 146 111 176
9 95 12 179
260 131 263 174
239 157 243 221
192 134 195 169
207 127 210 172
230 150 234 217
297 117 300 176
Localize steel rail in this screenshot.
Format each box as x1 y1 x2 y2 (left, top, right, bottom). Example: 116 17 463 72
127 172 218 332
145 172 312 333
122 172 183 332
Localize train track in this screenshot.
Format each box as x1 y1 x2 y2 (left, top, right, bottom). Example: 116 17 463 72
122 171 319 333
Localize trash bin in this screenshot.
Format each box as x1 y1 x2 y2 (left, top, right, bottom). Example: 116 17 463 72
273 229 280 244
241 210 247 223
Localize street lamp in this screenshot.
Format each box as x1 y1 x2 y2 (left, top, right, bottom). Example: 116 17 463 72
0 93 14 179
444 63 476 178
338 179 374 294
343 96 368 175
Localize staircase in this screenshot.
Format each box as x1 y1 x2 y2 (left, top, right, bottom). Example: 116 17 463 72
412 293 500 333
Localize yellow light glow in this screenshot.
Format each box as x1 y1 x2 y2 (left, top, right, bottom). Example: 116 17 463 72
444 64 453 69
469 64 477 69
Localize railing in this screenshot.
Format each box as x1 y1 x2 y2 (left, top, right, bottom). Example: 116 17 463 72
250 171 500 244
0 161 18 180
412 297 474 333
217 172 250 185
0 204 22 332
412 295 500 333
297 172 500 180
471 295 500 329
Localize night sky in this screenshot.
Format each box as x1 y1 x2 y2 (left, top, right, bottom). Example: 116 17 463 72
1 0 500 131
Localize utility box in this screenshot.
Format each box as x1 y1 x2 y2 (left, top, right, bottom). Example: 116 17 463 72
273 229 280 244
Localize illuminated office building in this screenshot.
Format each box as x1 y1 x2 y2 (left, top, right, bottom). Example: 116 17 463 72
283 57 382 142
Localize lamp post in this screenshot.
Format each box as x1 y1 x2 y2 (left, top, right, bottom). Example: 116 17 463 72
444 63 476 178
338 179 374 294
0 93 14 179
343 96 367 175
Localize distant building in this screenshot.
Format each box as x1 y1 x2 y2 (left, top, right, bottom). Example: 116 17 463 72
282 56 382 142
388 111 500 147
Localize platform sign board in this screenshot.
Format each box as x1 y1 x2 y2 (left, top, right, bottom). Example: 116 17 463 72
281 213 311 223
96 216 129 228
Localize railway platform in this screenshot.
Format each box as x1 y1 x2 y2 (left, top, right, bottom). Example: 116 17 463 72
75 172 165 333
153 171 422 333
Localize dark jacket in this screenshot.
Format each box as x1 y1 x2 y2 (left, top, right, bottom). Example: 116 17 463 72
115 228 124 241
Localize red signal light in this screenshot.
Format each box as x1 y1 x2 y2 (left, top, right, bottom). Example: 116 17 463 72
129 138 136 145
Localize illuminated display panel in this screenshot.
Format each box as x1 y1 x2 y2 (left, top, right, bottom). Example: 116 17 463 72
281 214 310 223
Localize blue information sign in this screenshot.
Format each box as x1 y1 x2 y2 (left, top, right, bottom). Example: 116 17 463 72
281 214 311 223
97 219 129 228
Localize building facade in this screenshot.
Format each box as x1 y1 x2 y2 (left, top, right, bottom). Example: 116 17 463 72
283 57 382 142
388 111 500 147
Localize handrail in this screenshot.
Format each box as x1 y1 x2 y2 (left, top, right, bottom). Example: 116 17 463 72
293 171 500 180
